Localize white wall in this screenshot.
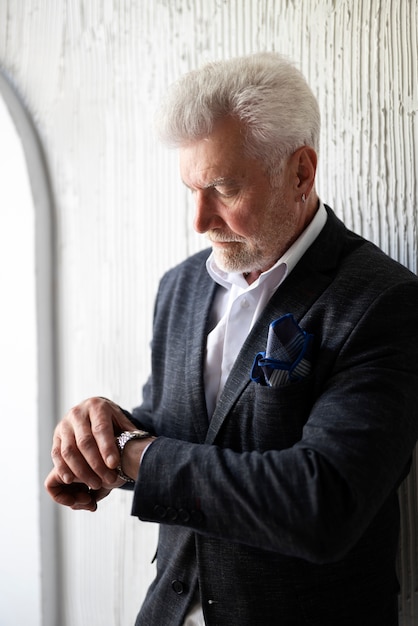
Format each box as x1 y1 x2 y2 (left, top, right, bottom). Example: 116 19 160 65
0 68 57 626
0 87 42 626
0 1 417 625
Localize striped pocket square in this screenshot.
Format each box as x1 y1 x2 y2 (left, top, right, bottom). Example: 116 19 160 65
251 314 313 387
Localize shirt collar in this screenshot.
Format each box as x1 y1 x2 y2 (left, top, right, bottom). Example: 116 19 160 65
206 200 327 290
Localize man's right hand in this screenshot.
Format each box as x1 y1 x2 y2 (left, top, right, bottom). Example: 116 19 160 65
44 466 115 511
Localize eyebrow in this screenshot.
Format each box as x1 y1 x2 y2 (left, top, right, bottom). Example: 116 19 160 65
181 176 237 191
204 177 240 190
203 177 231 189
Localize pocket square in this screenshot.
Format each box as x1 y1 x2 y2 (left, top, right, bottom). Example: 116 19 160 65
251 314 313 387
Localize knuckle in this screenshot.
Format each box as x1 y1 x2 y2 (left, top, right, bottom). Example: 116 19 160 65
89 396 108 411
77 432 96 452
60 442 76 461
68 403 84 423
91 419 110 436
51 445 61 461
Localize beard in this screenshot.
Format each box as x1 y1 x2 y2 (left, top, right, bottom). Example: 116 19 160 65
208 189 296 274
210 238 266 273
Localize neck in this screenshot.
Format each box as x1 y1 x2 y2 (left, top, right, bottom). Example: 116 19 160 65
243 270 262 285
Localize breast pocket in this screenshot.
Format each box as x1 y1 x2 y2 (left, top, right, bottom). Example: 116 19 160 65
251 375 315 451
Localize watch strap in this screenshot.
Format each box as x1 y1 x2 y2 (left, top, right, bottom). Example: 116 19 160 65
115 429 151 482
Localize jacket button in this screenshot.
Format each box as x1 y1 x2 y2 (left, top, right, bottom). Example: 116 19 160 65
153 505 167 519
178 509 191 523
171 579 185 595
166 507 178 521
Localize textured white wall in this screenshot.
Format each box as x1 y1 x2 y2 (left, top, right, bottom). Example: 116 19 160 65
0 1 417 625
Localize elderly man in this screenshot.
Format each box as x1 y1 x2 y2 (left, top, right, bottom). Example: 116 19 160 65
45 52 418 626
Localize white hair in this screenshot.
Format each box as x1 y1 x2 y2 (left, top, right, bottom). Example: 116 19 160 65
156 52 320 181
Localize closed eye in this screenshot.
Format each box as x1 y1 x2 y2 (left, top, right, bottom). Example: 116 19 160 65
182 178 240 199
208 178 241 198
212 185 237 198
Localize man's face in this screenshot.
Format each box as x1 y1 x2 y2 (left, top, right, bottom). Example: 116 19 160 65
179 116 312 275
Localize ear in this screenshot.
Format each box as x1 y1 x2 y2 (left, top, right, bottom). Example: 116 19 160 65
292 146 317 201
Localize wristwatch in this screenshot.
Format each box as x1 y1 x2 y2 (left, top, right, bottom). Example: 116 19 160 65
115 429 151 482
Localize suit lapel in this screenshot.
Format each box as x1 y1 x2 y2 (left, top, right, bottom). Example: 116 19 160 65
205 207 347 444
184 263 218 442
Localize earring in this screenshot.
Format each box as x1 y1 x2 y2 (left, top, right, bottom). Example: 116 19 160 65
301 193 306 203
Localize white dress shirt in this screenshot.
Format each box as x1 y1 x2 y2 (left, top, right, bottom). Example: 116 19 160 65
182 201 327 625
204 202 327 418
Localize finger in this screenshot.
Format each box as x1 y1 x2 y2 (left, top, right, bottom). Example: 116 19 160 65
86 397 135 470
52 422 105 490
71 487 98 512
85 486 113 505
51 430 76 485
45 471 98 511
61 399 120 485
71 486 113 510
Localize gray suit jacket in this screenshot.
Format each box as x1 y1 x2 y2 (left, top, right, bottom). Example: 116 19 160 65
128 206 418 625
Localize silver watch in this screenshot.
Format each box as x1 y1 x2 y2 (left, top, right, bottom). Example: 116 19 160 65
115 429 151 482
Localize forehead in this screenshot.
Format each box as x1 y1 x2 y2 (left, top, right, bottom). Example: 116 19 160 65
179 117 257 186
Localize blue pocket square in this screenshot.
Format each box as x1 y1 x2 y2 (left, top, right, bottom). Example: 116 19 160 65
251 314 313 387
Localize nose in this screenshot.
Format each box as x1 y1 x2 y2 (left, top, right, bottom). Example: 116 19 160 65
193 190 222 234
